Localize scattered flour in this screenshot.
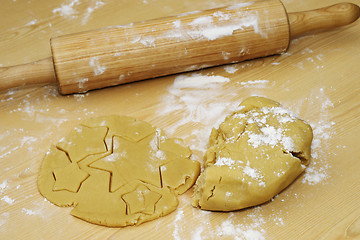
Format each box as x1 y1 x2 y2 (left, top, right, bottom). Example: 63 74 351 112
216 212 266 240
244 106 298 151
0 213 10 228
89 57 106 76
82 0 105 24
301 88 335 185
214 157 235 166
25 19 38 26
1 196 15 205
52 0 80 18
53 0 105 24
191 225 204 240
158 72 236 153
0 180 8 194
173 208 184 240
248 126 295 151
240 80 270 88
172 73 230 88
187 13 265 41
224 65 239 74
21 208 41 216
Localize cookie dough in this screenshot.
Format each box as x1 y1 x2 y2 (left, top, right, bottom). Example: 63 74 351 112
37 115 200 227
192 96 313 211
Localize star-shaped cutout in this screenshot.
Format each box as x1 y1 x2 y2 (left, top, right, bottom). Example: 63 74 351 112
90 134 163 192
53 163 89 193
56 125 108 163
121 184 161 215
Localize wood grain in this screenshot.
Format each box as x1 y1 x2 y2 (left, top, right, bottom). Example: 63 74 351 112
0 0 360 239
288 2 360 38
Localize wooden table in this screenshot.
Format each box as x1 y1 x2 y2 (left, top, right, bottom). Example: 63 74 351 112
1 0 359 239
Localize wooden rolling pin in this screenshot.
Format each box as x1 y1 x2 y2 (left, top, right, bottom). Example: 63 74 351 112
0 0 359 95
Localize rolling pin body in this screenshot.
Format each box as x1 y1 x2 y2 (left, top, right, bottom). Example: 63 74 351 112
0 0 359 94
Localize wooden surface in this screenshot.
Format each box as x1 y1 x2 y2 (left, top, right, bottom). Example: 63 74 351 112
0 0 359 239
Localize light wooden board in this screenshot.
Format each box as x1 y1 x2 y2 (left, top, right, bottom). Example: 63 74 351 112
1 0 360 239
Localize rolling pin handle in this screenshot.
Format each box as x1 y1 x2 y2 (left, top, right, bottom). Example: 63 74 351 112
0 57 56 93
288 2 360 39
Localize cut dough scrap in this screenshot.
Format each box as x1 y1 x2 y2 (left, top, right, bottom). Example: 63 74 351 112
37 115 200 227
192 96 313 211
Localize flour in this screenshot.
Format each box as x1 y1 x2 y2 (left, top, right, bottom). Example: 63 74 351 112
1 196 15 205
188 14 263 41
139 36 156 47
22 208 38 216
301 88 335 185
172 73 230 88
89 57 106 76
0 213 9 228
243 164 266 187
173 20 181 28
0 180 8 194
25 19 38 26
53 0 105 24
216 212 266 240
224 65 239 74
248 126 295 151
191 225 204 240
172 208 184 240
158 72 235 153
213 11 232 21
82 0 105 25
243 165 262 180
52 0 80 18
245 106 298 152
163 2 264 43
214 157 235 166
240 80 270 88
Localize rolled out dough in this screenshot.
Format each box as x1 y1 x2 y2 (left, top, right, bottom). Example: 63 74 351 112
192 96 313 211
37 115 200 227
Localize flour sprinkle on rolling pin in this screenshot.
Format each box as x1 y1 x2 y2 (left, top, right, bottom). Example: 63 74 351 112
0 0 359 94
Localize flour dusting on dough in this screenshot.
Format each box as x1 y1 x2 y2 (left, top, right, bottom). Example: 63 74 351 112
214 157 235 166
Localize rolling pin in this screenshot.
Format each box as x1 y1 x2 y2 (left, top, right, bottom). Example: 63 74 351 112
0 0 359 95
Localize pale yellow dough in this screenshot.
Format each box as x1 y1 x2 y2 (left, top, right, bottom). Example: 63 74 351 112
192 96 313 211
37 115 200 227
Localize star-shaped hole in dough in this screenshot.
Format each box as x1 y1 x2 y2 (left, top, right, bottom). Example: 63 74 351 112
57 125 108 163
53 162 89 193
90 135 163 192
121 185 161 215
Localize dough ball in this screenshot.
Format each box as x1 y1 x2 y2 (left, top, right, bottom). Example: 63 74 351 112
37 115 200 227
192 96 313 211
